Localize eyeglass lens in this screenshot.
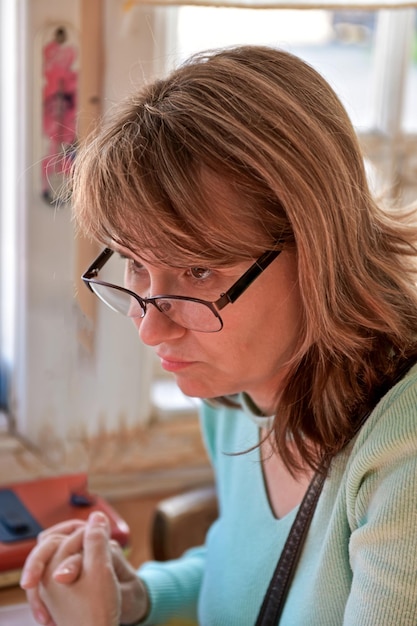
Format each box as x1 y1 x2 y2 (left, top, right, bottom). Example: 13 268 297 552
90 254 222 332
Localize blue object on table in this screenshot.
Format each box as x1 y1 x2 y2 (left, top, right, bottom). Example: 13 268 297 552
0 489 43 543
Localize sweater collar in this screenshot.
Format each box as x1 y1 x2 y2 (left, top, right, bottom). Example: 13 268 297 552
239 392 275 430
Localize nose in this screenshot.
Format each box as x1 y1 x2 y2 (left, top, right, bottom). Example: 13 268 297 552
134 302 187 346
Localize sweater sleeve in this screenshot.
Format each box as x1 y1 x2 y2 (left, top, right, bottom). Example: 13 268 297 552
137 545 207 625
344 370 417 625
135 404 220 625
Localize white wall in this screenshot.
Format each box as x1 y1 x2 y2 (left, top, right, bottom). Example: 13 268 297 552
9 0 176 458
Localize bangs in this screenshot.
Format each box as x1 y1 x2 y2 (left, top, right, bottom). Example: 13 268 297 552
72 106 285 267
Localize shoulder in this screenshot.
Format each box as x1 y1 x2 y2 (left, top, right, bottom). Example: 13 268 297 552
352 362 417 464
342 363 417 523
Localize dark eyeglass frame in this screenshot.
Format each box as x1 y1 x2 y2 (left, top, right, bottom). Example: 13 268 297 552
82 247 281 332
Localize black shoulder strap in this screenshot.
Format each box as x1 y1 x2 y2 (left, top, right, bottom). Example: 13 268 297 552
254 471 325 626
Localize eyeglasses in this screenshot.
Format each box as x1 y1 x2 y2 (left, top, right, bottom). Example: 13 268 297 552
82 247 281 332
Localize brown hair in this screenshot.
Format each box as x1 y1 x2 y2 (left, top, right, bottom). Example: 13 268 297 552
72 45 417 472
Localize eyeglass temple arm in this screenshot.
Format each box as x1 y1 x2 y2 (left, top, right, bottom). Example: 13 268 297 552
82 248 115 292
216 249 281 310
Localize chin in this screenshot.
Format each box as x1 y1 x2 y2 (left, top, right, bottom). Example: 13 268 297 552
175 381 209 399
174 376 236 401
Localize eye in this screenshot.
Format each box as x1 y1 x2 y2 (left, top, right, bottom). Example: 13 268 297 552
123 257 145 274
189 267 212 280
121 256 150 294
131 260 145 272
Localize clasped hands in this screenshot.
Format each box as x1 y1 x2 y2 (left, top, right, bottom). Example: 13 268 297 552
20 512 149 626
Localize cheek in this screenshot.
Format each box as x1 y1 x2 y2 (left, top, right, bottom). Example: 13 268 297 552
234 265 302 335
239 285 303 363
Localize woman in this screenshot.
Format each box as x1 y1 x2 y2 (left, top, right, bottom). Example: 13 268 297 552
21 45 417 625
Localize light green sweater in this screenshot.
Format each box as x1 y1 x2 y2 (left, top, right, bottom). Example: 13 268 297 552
139 364 417 625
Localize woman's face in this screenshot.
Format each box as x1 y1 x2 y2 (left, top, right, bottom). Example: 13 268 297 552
117 175 303 414
124 247 303 414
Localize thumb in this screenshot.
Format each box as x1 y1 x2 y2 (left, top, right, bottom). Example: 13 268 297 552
83 512 112 568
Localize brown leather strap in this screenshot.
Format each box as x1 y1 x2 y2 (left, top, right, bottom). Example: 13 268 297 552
255 471 325 626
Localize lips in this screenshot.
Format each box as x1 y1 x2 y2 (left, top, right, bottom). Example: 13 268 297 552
158 354 196 372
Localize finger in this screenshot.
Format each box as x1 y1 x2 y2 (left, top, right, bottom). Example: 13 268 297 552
109 539 125 561
52 553 83 583
110 541 136 582
25 586 56 626
37 520 86 543
83 512 112 570
21 527 85 589
21 536 66 589
52 525 85 559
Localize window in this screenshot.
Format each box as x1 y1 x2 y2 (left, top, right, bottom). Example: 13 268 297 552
175 8 415 131
172 6 417 200
403 12 417 131
176 8 375 128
